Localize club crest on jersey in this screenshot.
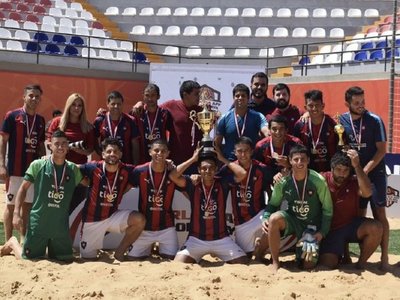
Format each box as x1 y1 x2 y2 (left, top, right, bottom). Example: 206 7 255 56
7 194 14 201
81 241 87 249
307 190 314 196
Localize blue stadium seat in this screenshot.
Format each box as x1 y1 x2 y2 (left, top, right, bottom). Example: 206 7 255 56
45 43 61 55
52 34 67 44
360 42 374 50
386 49 400 59
133 52 147 62
375 40 388 50
70 36 85 46
369 49 383 60
26 42 41 52
33 32 49 42
64 45 79 56
354 51 368 61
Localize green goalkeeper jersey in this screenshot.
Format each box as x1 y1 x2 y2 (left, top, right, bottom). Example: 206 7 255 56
264 169 333 237
24 158 83 238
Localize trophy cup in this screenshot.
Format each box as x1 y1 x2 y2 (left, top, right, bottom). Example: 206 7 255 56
333 113 345 151
190 86 219 159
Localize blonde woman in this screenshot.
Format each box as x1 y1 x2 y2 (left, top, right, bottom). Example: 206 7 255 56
47 93 95 213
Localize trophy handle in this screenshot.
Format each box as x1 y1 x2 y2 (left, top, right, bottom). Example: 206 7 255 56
189 110 201 130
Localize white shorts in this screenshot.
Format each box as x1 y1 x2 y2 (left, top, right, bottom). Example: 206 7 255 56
234 210 264 253
6 176 34 204
128 227 178 257
177 236 246 263
80 210 131 258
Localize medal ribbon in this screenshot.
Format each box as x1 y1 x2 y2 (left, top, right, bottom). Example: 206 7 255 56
148 162 167 197
50 157 67 193
106 112 122 138
292 172 308 207
23 108 37 141
349 114 363 147
234 111 247 138
270 140 285 158
308 115 325 151
240 163 253 201
145 107 160 140
201 180 215 213
103 162 120 197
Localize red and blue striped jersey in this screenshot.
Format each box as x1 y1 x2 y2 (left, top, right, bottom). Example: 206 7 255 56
184 175 233 241
132 162 177 231
133 108 172 164
219 160 274 225
93 113 139 164
0 108 45 176
80 161 135 222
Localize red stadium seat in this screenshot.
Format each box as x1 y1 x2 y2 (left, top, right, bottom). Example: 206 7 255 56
39 0 52 7
92 21 104 30
33 5 47 15
0 3 14 11
16 3 30 13
26 14 40 24
8 12 23 22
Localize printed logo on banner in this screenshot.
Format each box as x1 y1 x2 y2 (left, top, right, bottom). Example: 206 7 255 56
386 186 399 208
199 85 221 111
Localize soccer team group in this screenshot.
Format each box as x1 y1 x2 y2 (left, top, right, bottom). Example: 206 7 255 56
0 72 391 272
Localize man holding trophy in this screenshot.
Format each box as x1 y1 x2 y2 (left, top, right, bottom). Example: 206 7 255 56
215 84 269 161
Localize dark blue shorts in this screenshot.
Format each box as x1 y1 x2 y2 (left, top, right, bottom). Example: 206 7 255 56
360 173 387 209
319 217 366 256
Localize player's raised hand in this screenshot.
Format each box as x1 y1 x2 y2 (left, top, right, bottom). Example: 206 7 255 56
346 149 360 169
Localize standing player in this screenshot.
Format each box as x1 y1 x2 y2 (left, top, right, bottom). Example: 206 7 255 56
319 150 383 269
133 84 171 164
79 137 145 261
267 83 301 135
0 84 46 241
1 130 83 261
218 137 275 257
261 145 333 271
94 91 140 165
169 148 248 264
255 115 302 177
248 72 276 116
293 90 338 172
127 139 179 259
215 84 269 161
132 80 203 174
339 86 389 270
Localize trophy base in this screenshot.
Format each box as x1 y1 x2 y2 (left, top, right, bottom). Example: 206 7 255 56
199 140 217 162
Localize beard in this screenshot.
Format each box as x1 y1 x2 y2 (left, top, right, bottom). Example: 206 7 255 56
333 175 346 185
276 99 289 109
349 106 365 116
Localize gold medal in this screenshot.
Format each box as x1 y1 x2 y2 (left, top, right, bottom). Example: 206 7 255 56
106 194 114 202
147 134 154 141
311 148 317 154
54 192 59 198
204 211 209 217
25 137 31 144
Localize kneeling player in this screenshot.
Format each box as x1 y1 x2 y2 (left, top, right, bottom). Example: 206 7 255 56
319 150 383 269
169 147 248 264
79 138 145 261
127 139 179 259
1 131 83 262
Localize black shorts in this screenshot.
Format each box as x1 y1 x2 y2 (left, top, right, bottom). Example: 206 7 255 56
319 217 367 257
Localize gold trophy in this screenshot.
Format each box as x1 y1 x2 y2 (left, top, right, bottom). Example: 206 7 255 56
334 113 345 150
190 86 219 158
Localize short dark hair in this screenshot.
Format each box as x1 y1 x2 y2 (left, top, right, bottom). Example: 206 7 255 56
107 90 124 103
150 138 169 149
272 83 290 96
24 84 43 95
345 86 364 103
234 136 254 149
232 84 250 98
179 80 200 99
330 151 352 169
52 109 62 117
268 114 288 129
289 144 309 159
250 72 268 85
304 90 323 104
51 129 67 139
198 156 218 167
144 83 160 97
101 137 123 152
